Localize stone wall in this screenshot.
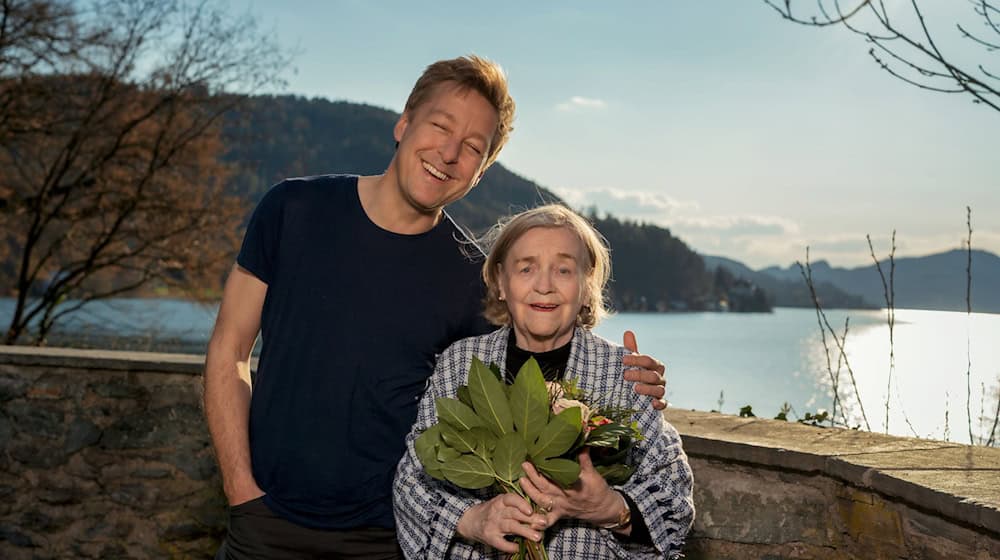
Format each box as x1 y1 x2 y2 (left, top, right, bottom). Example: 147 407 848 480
1 346 998 559
670 409 1000 560
0 347 222 559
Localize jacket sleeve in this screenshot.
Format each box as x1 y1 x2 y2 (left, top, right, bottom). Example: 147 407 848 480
616 404 695 559
393 343 481 559
580 340 694 559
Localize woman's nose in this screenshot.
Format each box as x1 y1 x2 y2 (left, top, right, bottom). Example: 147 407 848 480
534 271 554 293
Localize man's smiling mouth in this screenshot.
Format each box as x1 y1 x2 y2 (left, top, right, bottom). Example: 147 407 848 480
422 161 450 181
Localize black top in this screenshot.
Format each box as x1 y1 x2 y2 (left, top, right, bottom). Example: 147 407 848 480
237 174 491 529
504 329 572 383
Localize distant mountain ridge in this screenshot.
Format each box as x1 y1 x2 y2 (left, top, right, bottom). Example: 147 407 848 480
702 255 875 310
760 249 1000 313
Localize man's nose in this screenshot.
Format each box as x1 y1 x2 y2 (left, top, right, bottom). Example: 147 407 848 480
441 137 461 164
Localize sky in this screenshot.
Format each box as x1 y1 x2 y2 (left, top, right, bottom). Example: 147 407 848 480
236 0 998 269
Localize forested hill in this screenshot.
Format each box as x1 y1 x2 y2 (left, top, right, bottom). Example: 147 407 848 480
221 94 769 312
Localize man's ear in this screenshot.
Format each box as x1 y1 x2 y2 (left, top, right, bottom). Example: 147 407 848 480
393 112 409 143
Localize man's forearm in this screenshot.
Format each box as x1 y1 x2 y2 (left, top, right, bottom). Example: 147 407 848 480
204 341 260 504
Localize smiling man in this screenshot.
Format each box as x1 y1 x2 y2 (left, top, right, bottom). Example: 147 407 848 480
203 55 668 560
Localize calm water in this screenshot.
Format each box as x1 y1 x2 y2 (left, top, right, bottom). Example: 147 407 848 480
596 309 1000 444
3 298 998 443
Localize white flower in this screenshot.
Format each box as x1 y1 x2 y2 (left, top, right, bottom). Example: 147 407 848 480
552 397 593 424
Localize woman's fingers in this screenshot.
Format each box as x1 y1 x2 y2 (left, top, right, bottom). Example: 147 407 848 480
467 494 545 552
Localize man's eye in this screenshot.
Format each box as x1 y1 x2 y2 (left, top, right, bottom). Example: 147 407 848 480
465 143 483 155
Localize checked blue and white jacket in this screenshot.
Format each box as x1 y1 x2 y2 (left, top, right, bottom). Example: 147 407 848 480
393 326 695 559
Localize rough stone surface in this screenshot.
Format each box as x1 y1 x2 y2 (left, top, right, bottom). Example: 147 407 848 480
0 348 220 559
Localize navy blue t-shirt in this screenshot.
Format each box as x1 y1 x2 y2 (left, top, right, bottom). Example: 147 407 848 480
237 174 490 529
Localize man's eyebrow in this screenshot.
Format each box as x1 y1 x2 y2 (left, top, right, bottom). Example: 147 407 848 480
427 109 489 143
427 108 456 122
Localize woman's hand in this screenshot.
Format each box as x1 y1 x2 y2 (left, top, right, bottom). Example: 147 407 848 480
519 449 623 528
456 493 546 554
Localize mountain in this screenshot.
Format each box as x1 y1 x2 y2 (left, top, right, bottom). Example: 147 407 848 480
703 256 875 309
761 249 1000 313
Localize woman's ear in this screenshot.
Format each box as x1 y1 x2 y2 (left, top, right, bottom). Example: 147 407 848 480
496 264 507 301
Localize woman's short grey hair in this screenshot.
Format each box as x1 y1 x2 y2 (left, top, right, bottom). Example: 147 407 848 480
480 204 611 328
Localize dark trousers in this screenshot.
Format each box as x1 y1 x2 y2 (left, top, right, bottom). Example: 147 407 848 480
216 497 404 560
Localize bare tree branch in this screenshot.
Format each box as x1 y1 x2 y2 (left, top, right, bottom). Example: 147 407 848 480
763 0 1000 112
0 0 289 344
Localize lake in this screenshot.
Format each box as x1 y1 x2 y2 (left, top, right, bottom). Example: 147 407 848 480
2 298 997 444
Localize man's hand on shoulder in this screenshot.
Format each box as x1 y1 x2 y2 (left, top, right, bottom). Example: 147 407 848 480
621 331 667 411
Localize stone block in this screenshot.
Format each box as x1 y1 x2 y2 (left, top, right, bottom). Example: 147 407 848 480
64 417 102 455
5 401 64 440
9 440 67 468
0 374 28 401
0 522 36 547
90 377 149 400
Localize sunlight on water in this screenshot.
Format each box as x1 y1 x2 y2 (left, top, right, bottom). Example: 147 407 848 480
595 308 1000 444
835 308 1000 442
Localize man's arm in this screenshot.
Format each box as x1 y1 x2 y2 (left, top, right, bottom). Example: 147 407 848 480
622 331 668 411
204 264 268 505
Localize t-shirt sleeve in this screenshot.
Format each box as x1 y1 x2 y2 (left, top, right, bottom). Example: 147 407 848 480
236 181 287 285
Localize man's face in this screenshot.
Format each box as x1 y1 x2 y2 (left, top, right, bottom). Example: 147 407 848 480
392 83 499 216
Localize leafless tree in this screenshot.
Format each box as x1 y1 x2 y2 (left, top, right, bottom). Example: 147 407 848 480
763 0 1000 112
0 0 289 344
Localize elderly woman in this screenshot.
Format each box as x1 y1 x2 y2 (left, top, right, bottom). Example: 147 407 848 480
393 205 694 559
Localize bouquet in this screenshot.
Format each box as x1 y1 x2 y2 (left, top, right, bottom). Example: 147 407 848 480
414 356 642 560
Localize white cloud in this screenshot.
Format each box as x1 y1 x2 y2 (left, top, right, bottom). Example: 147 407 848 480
555 96 607 112
552 186 696 219
672 215 800 237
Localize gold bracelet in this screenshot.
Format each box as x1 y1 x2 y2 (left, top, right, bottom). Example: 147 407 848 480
599 492 632 530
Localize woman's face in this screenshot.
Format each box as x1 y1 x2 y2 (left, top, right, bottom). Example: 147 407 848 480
499 226 588 352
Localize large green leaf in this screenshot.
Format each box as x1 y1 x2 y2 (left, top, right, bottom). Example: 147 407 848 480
414 425 445 480
491 433 528 483
528 406 582 459
437 444 462 463
469 427 499 453
441 455 496 490
468 356 514 437
535 457 581 488
509 358 550 446
456 386 474 409
440 423 480 454
436 397 484 431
